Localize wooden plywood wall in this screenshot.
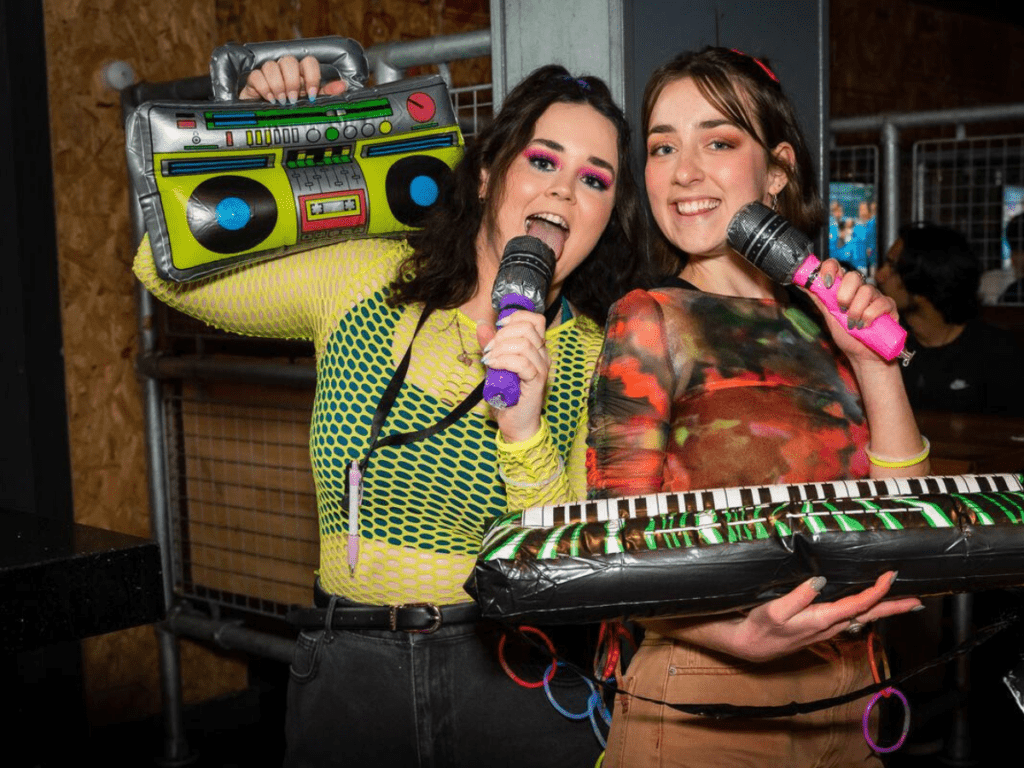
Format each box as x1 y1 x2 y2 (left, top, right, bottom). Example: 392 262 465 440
42 0 488 726
831 0 1024 118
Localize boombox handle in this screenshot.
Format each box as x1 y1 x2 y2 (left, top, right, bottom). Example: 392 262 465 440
209 36 369 103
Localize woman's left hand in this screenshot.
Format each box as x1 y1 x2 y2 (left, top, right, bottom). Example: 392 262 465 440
476 310 551 444
806 260 900 365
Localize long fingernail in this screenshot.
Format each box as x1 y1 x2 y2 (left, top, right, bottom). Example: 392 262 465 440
480 354 491 366
824 274 834 289
482 340 494 355
808 576 827 592
889 571 899 585
847 317 855 330
308 87 317 102
911 604 926 612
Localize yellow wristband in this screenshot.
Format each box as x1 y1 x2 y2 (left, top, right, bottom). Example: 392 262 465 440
865 436 930 469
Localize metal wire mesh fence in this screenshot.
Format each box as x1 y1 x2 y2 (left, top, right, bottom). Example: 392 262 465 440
912 134 1024 304
164 382 318 616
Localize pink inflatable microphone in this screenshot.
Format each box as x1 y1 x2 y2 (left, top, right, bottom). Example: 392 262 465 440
727 202 912 365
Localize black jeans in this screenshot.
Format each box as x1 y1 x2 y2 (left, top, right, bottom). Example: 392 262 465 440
284 619 604 767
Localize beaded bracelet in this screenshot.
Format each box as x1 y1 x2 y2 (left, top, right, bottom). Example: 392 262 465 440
864 437 930 469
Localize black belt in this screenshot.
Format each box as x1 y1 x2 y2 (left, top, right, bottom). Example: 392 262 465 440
286 580 481 633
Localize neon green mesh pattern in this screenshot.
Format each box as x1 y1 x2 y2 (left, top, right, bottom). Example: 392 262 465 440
135 237 601 605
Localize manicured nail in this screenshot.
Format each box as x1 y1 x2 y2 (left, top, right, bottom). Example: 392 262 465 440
482 340 494 355
808 576 827 592
911 604 926 612
480 354 491 366
823 274 834 289
889 571 899 585
308 87 318 102
288 90 299 105
847 317 855 330
496 317 509 328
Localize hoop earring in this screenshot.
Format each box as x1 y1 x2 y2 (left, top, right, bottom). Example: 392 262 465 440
771 193 778 211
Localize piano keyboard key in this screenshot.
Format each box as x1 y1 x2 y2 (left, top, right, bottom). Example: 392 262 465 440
521 473 1024 527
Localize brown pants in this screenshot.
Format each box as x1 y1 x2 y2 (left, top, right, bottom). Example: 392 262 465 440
605 632 883 768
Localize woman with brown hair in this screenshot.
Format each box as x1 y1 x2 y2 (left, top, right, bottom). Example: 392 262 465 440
587 47 927 767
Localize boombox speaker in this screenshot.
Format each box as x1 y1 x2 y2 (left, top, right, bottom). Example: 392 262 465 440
126 37 466 282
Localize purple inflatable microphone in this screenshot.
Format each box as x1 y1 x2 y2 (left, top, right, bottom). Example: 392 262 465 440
483 235 556 409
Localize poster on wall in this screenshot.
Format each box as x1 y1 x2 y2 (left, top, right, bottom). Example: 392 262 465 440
993 185 1024 304
828 182 877 276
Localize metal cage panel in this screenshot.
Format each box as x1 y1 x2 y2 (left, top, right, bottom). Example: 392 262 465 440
912 134 1024 304
164 382 318 617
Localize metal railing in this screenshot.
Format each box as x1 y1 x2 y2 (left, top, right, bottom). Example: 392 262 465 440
831 103 1024 257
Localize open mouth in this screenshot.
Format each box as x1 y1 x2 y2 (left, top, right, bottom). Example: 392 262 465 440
525 213 569 256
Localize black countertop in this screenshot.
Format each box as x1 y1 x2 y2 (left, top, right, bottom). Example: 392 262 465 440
1 509 164 653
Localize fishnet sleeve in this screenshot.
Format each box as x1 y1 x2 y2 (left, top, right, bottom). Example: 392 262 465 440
133 235 403 342
496 417 587 511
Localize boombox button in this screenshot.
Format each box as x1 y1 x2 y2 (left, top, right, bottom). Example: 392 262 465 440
343 125 358 139
379 121 393 135
325 127 340 141
306 128 322 142
361 124 375 137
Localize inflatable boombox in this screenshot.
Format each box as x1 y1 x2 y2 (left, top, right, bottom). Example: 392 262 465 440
126 37 465 281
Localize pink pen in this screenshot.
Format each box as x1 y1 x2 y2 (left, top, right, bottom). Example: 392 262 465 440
348 460 362 575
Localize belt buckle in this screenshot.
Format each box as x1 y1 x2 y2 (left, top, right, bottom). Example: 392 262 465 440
390 603 443 633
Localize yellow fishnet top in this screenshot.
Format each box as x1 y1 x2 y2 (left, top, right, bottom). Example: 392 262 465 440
134 237 601 605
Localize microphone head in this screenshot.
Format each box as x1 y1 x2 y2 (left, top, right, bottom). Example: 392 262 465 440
491 235 556 313
726 201 814 285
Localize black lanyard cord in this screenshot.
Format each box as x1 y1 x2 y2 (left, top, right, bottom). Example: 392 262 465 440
359 296 565 473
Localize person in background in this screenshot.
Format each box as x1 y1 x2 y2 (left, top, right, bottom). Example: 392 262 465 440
135 55 649 768
876 222 1024 415
998 212 1024 304
587 47 926 768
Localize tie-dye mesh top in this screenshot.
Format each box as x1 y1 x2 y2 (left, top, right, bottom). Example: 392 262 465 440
135 237 601 605
587 283 870 498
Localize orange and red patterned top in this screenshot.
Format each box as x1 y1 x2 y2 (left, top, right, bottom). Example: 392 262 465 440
587 282 870 498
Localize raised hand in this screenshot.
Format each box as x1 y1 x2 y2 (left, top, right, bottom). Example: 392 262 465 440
238 55 348 103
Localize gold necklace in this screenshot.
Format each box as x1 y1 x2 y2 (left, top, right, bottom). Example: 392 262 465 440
454 316 480 366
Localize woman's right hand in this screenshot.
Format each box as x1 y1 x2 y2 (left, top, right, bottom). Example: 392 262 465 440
476 309 551 445
239 55 348 103
641 571 922 663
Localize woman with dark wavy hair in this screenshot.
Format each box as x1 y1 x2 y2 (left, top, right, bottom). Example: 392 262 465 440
136 59 648 767
588 47 926 767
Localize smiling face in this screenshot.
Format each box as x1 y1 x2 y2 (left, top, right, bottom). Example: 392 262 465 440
644 77 790 262
477 101 619 300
